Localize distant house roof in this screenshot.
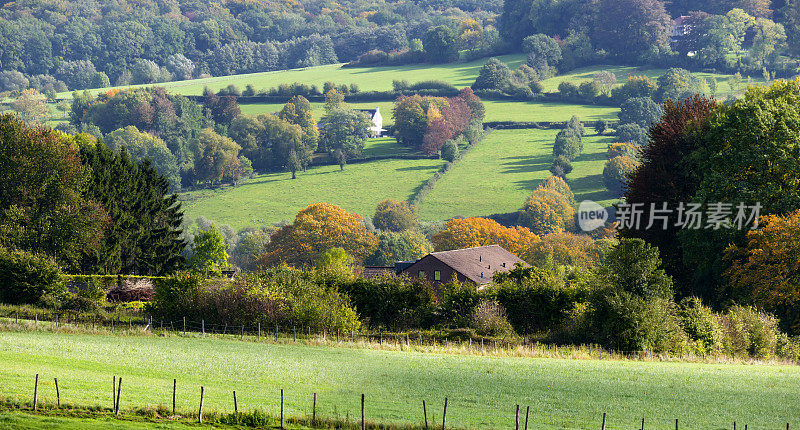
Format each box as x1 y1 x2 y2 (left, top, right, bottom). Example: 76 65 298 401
401 245 528 285
360 266 395 279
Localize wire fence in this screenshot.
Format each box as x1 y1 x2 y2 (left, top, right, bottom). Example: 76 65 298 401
1 312 797 429
1 306 795 366
12 369 795 430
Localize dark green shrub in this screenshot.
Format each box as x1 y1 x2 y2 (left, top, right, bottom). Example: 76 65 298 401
147 271 207 320
441 139 459 162
678 297 722 353
470 299 516 337
492 266 579 334
591 290 686 353
439 280 482 328
721 305 780 359
338 276 437 330
0 247 64 305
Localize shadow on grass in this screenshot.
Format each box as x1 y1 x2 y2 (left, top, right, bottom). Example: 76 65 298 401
501 153 552 174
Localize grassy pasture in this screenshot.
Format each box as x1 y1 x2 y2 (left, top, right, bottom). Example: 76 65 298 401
240 99 619 124
180 156 444 229
56 54 527 99
0 331 798 429
539 65 767 97
0 412 212 429
417 129 617 221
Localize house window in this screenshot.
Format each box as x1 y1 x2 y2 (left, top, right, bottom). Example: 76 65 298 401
434 271 441 281
419 271 425 278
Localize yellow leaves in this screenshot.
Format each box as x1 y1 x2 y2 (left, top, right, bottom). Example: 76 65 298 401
257 203 377 268
431 217 540 259
725 209 800 331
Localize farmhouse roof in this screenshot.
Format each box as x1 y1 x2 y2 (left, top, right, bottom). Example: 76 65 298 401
360 266 396 279
407 245 528 285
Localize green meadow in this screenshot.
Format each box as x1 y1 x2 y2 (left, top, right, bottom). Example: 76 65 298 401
239 99 619 124
417 129 616 221
0 331 798 430
56 55 527 99
181 156 445 229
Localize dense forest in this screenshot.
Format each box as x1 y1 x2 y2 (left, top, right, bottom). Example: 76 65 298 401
1 0 800 94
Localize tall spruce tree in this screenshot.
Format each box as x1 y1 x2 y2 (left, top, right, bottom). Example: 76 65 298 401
78 141 186 275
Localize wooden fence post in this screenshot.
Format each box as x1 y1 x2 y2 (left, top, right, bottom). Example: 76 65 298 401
361 393 365 430
115 377 122 415
183 317 186 334
423 400 428 429
112 376 116 408
442 397 448 430
641 417 645 430
233 391 238 413
202 319 205 336
601 413 606 430
515 404 520 430
33 374 39 411
676 418 679 430
524 406 529 430
281 389 285 429
54 377 60 408
198 386 204 424
258 322 261 341
172 379 176 415
312 393 317 422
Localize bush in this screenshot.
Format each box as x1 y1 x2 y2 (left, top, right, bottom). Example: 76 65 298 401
338 276 437 330
441 139 459 162
721 305 780 359
147 271 207 321
373 199 417 232
0 248 64 305
678 297 722 353
617 123 648 146
518 188 575 235
439 280 482 328
549 155 573 178
603 155 640 195
470 299 516 337
591 291 686 353
492 265 581 334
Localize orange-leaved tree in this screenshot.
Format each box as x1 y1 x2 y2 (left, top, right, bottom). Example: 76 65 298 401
430 217 541 261
724 210 800 335
256 203 377 268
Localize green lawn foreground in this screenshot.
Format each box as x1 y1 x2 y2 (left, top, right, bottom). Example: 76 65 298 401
0 331 798 429
180 156 445 229
417 128 617 222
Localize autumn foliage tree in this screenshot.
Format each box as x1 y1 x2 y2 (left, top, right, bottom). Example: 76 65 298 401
431 217 541 261
724 210 800 334
603 155 641 195
257 203 378 267
623 95 718 295
393 89 483 155
518 188 575 235
373 199 417 232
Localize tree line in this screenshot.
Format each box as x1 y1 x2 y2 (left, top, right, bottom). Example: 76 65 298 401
0 0 504 94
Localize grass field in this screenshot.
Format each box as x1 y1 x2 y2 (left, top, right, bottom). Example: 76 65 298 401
539 65 767 97
0 412 208 429
0 331 798 429
240 99 619 124
56 54 527 99
417 129 616 221
180 155 444 229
